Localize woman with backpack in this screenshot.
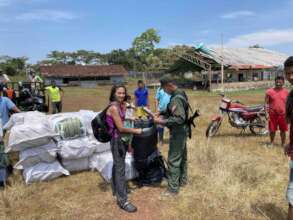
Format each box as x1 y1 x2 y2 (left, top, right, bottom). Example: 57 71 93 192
106 84 142 213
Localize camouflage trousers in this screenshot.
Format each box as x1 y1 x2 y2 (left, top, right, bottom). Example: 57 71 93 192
167 130 187 192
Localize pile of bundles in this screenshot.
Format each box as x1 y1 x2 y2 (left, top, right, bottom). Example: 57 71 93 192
4 110 137 184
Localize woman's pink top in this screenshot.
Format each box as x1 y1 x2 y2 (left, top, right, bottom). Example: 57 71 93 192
105 102 125 138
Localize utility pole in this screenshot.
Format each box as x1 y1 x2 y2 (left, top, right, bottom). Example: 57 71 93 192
221 33 224 92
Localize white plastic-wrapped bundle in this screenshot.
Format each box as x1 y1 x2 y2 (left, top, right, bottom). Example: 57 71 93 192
89 151 138 182
3 111 46 130
23 161 69 184
61 157 89 172
58 137 96 160
78 110 97 134
48 113 86 140
14 140 58 170
88 135 110 153
5 120 58 153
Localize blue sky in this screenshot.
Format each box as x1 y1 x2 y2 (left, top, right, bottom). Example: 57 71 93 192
1 0 293 63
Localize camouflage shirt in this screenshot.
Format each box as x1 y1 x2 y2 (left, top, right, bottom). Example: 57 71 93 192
163 89 188 130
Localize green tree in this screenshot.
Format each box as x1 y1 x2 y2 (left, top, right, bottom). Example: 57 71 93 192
0 56 28 76
132 28 161 71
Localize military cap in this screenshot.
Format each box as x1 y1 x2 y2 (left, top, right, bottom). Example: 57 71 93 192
160 74 176 86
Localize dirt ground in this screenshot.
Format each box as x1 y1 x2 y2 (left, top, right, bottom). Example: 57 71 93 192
0 85 290 220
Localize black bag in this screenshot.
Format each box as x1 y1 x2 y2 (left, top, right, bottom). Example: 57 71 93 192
135 150 166 186
91 106 111 143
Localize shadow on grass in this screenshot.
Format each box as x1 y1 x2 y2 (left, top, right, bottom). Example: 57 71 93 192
97 181 111 192
209 132 262 138
251 203 286 220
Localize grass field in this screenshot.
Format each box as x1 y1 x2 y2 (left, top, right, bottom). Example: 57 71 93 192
0 85 291 220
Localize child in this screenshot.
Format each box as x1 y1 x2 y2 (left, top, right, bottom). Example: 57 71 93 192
122 95 136 153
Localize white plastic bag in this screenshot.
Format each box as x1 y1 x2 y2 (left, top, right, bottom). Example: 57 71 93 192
14 141 58 170
3 111 46 130
88 135 111 153
23 161 69 184
58 137 95 160
62 157 89 172
89 151 138 182
48 113 86 140
6 120 58 152
78 110 96 133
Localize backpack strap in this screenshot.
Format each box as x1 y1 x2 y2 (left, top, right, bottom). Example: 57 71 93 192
172 94 193 121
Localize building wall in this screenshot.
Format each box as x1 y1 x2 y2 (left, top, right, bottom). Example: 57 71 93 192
111 76 125 84
44 78 63 86
222 69 277 82
44 75 126 87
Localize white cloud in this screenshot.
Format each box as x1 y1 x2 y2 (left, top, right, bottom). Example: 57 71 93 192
221 10 255 19
225 29 293 47
16 9 77 22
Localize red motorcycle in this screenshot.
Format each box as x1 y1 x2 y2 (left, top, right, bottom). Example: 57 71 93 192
206 94 267 137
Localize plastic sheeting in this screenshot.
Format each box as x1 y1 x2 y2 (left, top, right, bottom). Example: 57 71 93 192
58 137 96 160
14 141 58 170
89 151 138 182
23 161 69 184
62 157 89 172
89 136 111 153
3 111 46 130
48 113 86 140
6 121 58 153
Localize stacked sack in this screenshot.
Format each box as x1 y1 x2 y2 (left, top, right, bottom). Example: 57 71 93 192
48 110 111 173
4 110 138 184
5 112 69 184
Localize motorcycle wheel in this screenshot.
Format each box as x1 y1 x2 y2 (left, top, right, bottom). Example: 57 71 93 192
206 120 221 137
249 115 268 135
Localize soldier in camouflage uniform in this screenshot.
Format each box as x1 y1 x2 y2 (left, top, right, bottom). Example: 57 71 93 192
154 75 189 196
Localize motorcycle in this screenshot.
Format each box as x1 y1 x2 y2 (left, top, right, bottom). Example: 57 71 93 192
206 94 267 137
17 87 48 112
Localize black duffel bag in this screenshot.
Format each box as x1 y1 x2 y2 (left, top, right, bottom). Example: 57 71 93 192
132 119 166 186
134 150 166 186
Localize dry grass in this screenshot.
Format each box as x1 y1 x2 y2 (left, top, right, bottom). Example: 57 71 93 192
0 85 290 220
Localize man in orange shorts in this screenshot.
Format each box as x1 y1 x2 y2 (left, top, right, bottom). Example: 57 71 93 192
265 76 288 147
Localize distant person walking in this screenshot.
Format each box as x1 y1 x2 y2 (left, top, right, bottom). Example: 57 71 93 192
265 76 288 147
134 80 149 108
106 85 142 213
284 56 293 220
155 86 170 146
46 80 64 114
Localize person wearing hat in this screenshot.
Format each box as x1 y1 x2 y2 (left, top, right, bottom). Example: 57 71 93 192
153 75 189 196
0 84 20 187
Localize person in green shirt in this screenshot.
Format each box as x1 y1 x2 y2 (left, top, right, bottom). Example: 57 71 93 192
45 80 64 114
154 75 189 196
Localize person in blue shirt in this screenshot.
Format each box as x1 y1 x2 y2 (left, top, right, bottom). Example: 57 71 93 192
0 84 20 187
134 80 149 108
155 86 171 145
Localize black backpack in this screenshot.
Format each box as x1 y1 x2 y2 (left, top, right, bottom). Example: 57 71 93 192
91 105 112 143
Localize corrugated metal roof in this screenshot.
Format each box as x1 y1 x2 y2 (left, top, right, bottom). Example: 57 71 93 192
40 64 128 78
208 47 288 69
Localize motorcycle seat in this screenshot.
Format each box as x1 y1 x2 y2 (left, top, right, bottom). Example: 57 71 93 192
245 105 264 112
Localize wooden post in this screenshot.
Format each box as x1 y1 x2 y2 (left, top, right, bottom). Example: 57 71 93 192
208 66 212 92
221 33 224 92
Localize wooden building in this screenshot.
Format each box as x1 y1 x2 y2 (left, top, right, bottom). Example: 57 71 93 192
40 64 128 87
